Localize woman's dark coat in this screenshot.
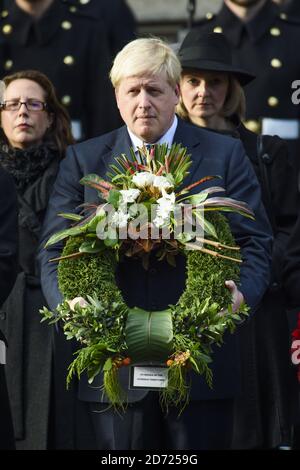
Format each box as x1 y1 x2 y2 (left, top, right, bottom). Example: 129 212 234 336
0 145 60 449
0 166 18 450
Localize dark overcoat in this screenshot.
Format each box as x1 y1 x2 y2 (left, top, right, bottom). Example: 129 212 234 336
0 148 60 450
229 123 299 448
0 166 18 450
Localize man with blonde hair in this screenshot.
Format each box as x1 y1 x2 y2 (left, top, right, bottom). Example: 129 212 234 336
39 37 272 449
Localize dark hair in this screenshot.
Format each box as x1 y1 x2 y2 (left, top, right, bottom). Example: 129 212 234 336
0 70 74 154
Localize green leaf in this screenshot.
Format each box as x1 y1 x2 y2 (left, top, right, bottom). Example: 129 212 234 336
186 192 209 205
79 240 104 254
125 307 173 363
86 214 105 232
103 357 113 372
107 189 121 209
194 211 218 239
45 225 86 247
58 213 83 222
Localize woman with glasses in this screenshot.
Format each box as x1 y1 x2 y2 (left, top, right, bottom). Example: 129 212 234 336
0 70 74 449
177 30 299 449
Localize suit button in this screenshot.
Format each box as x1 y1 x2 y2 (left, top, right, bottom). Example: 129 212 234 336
213 26 223 33
244 119 260 133
61 95 71 106
270 27 281 36
4 59 13 70
270 58 282 68
63 55 75 66
2 24 12 34
268 96 279 107
61 21 72 30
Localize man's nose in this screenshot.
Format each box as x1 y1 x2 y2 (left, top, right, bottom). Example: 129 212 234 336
138 90 151 108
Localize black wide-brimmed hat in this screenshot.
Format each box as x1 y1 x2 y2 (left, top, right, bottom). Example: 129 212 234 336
178 30 255 86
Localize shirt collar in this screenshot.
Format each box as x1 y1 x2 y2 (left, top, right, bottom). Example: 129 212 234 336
127 115 178 153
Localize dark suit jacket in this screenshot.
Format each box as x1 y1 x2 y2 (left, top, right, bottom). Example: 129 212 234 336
38 118 272 402
0 166 18 450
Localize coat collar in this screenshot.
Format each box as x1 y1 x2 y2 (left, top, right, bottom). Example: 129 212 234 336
7 1 65 46
216 1 280 46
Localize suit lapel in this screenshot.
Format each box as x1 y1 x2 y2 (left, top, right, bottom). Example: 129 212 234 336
101 126 132 176
101 120 205 188
173 119 204 188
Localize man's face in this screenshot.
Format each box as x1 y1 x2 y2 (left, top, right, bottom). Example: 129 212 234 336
115 72 179 142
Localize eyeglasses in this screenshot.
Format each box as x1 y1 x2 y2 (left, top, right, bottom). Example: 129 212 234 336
0 99 47 112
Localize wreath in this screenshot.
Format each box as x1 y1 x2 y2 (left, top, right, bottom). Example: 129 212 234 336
41 143 252 411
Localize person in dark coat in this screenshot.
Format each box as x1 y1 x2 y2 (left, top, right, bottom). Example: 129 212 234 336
38 37 272 450
283 208 300 449
192 0 300 180
177 30 299 449
0 166 18 450
62 0 137 57
0 0 120 141
0 69 74 450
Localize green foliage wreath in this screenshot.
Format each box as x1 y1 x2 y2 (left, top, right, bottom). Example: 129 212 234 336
41 144 250 411
43 212 246 411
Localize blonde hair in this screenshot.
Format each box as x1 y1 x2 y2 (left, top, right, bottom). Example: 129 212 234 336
110 37 182 89
177 73 246 123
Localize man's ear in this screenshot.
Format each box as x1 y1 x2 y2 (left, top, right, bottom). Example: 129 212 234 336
174 84 180 106
115 88 120 109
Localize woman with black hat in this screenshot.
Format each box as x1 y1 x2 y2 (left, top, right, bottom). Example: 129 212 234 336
177 30 299 449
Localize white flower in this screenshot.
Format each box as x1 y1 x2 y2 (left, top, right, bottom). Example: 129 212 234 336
154 189 176 227
157 189 176 210
153 175 173 190
120 189 140 204
132 172 154 188
68 297 89 311
153 215 166 227
111 209 130 228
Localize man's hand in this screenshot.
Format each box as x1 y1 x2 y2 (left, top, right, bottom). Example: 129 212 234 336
225 280 244 312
